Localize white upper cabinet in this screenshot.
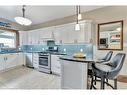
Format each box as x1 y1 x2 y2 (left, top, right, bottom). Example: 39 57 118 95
27 27 55 45
27 30 40 45
54 25 69 44
25 20 94 45
54 20 94 44
19 31 28 46
38 27 54 44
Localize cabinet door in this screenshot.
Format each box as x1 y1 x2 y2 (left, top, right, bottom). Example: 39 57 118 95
0 55 5 71
54 25 69 44
19 31 28 46
18 53 25 66
66 23 79 44
5 54 19 69
51 55 62 75
38 28 53 44
83 22 92 43
54 27 62 44
28 31 33 45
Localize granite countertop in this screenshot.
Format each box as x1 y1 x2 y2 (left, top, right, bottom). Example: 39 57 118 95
22 51 67 55
0 50 67 55
0 52 19 54
60 55 94 63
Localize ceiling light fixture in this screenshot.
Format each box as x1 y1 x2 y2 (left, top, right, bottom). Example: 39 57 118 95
14 5 32 26
75 5 80 31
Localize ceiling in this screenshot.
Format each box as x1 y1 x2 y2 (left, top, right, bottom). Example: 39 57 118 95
0 6 103 25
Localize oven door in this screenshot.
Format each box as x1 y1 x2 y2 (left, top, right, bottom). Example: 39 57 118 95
39 55 50 69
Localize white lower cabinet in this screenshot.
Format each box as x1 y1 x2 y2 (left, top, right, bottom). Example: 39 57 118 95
0 53 25 72
33 53 39 69
51 54 62 75
5 54 19 69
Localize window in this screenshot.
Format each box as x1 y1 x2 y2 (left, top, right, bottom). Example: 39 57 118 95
0 28 19 49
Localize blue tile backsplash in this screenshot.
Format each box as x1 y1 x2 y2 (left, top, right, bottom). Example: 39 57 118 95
20 44 93 58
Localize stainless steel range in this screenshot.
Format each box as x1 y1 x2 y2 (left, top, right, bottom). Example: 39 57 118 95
38 52 51 73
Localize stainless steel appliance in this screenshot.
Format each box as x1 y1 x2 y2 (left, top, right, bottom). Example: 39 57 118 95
26 53 33 68
99 38 108 48
38 52 51 73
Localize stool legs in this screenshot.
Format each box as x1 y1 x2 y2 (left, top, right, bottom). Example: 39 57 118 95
114 79 117 89
101 76 105 89
94 76 97 85
90 73 94 89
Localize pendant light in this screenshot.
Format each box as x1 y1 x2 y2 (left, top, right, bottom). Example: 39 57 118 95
75 5 80 31
78 6 82 20
14 5 32 26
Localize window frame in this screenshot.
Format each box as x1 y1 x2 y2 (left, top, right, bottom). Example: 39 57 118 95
0 26 19 50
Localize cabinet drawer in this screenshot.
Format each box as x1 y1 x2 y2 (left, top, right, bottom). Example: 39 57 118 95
33 61 38 64
33 59 38 62
33 54 39 57
33 57 38 59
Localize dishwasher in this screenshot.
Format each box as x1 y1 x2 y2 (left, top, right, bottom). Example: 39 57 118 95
25 53 33 68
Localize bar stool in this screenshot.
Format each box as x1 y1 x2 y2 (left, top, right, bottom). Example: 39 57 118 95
90 53 126 89
88 51 113 84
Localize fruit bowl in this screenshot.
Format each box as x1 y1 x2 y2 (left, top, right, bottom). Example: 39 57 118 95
73 53 86 58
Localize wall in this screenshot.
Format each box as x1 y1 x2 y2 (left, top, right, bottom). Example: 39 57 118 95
26 6 127 75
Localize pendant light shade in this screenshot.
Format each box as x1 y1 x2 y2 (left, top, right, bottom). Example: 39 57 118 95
15 17 32 26
75 23 80 30
78 13 82 20
15 5 32 26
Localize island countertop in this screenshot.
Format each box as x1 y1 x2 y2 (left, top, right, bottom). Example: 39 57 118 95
59 55 94 63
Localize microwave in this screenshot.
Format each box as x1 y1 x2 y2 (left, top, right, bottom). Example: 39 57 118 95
100 38 108 45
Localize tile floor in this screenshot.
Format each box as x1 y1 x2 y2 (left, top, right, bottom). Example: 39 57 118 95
0 66 126 89
0 66 60 89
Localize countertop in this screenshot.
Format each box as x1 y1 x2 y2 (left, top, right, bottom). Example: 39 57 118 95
0 51 66 55
60 55 94 63
24 51 67 55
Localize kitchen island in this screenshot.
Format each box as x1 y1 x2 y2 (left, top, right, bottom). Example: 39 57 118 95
60 55 94 89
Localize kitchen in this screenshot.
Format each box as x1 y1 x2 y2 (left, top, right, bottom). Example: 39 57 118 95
0 5 127 90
